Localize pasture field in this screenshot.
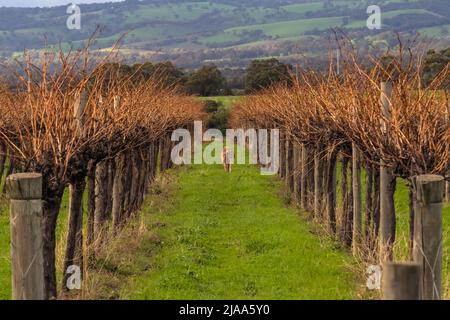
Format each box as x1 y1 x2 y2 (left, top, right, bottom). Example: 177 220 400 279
418 25 450 37
225 8 440 40
225 16 346 39
1 0 447 56
200 96 242 109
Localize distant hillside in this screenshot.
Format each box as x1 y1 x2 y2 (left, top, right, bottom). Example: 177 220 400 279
0 0 123 7
0 0 449 67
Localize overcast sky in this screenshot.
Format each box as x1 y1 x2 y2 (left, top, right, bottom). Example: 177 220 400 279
0 0 124 7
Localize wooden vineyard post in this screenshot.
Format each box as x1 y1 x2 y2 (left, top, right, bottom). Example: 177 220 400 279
446 173 450 203
74 90 87 131
285 138 294 192
112 96 125 231
326 153 337 235
285 138 290 186
6 173 45 300
379 81 395 262
293 142 300 203
63 91 88 291
382 262 421 300
94 160 109 246
445 101 449 204
413 175 444 300
300 144 307 209
351 98 362 255
352 143 362 256
314 147 321 219
289 139 295 192
279 131 286 178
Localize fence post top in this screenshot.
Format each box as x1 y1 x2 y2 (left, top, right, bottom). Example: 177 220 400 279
5 172 42 200
415 174 444 183
381 81 393 89
414 174 444 204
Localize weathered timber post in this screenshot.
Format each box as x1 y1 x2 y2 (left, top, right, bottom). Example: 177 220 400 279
413 174 444 300
138 149 149 205
307 147 315 211
322 154 328 221
158 138 164 172
6 173 45 300
62 180 85 291
105 159 115 214
293 142 300 203
112 153 126 230
339 156 351 247
445 105 450 203
111 96 125 230
63 91 87 291
279 131 286 178
313 148 321 218
373 167 381 238
159 133 172 172
150 141 158 182
382 262 421 300
300 144 307 209
94 160 109 246
364 163 374 247
86 160 96 251
129 149 141 212
285 138 294 192
285 138 290 185
445 171 450 203
164 132 173 170
122 152 133 217
379 81 396 262
326 151 338 235
352 143 362 256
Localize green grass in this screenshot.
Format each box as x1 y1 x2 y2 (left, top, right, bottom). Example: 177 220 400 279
200 32 242 46
121 150 357 299
417 25 450 38
281 3 328 16
0 139 448 299
122 3 226 23
280 1 364 17
346 9 445 29
0 197 10 300
200 96 242 109
226 16 346 39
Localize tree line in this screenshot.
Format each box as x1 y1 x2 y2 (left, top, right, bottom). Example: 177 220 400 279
110 47 449 98
115 58 294 96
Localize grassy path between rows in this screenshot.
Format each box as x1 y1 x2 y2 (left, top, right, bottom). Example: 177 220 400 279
121 161 357 299
0 159 448 299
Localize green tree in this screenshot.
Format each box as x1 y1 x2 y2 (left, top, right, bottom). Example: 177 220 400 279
186 65 227 96
422 47 450 89
131 61 186 88
244 58 293 93
203 100 229 133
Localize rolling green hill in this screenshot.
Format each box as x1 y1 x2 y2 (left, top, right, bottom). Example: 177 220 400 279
0 0 448 66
